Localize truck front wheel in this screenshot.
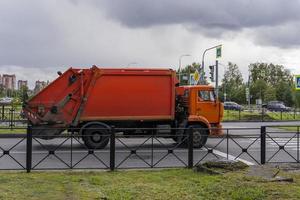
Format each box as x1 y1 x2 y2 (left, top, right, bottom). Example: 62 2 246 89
81 124 110 149
186 125 208 148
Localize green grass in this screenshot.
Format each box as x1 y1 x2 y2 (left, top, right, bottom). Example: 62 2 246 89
223 110 300 121
223 110 270 121
267 112 300 121
0 127 26 134
0 169 299 200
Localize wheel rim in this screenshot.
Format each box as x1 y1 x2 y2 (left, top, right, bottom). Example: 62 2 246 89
193 130 202 146
91 132 102 143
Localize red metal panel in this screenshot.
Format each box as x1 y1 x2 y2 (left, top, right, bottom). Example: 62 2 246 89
24 68 93 125
80 68 176 121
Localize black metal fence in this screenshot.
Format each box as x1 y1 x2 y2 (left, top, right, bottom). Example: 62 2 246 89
0 126 298 172
1 106 300 130
262 125 300 164
0 105 26 128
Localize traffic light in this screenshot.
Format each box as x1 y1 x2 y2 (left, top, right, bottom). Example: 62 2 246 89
216 46 222 58
209 65 215 82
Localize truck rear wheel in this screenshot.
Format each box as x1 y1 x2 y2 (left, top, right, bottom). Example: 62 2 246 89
186 125 208 148
81 124 110 149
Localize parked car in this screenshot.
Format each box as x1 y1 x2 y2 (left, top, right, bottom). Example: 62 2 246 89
266 101 290 112
224 101 243 111
0 97 13 105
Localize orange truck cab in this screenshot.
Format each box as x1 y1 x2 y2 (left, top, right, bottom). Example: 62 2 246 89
23 66 223 149
176 85 223 133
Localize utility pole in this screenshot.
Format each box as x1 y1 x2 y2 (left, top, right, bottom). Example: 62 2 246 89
201 44 222 84
215 60 219 99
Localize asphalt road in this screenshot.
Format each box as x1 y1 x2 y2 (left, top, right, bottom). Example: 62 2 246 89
0 121 299 170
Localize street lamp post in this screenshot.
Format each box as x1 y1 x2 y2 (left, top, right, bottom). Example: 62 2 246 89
178 54 191 83
201 44 222 83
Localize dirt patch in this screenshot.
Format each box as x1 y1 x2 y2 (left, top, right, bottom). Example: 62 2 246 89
247 165 294 182
274 163 300 173
194 159 248 174
247 165 279 179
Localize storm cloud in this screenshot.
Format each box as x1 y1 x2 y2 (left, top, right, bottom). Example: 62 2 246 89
1 0 300 86
97 0 300 46
98 0 299 28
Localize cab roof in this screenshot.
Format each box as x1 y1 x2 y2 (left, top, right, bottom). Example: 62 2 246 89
178 85 214 90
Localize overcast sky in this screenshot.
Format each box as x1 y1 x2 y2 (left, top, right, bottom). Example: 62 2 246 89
1 0 300 88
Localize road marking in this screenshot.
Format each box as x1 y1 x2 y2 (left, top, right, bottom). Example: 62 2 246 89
250 138 299 147
212 149 255 166
249 138 299 150
222 126 248 129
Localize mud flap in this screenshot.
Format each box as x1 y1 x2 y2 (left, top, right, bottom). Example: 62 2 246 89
31 126 65 139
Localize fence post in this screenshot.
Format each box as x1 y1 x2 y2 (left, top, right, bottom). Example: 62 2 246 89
188 127 194 168
260 126 266 165
297 126 299 163
26 125 32 173
238 110 241 120
294 108 296 120
261 108 264 122
110 126 115 171
9 109 13 130
226 129 229 160
1 105 4 120
280 111 283 120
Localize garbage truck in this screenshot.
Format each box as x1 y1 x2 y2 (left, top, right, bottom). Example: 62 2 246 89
23 66 223 149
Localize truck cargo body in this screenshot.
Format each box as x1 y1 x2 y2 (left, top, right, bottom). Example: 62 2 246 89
80 69 175 121
24 66 223 148
24 67 176 134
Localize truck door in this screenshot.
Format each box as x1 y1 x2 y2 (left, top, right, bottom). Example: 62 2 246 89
195 89 220 123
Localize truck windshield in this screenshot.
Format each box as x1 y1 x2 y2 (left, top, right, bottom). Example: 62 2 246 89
198 90 215 101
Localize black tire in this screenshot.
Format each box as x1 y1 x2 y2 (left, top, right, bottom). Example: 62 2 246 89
185 125 208 148
81 124 110 149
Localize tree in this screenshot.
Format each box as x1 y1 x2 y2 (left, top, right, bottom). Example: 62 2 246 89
249 63 294 106
0 85 4 97
250 79 267 102
294 90 300 108
249 63 292 85
220 62 245 103
276 81 294 106
264 87 276 102
177 62 207 85
18 85 29 103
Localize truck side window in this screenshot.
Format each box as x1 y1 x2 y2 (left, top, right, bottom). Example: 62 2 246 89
198 91 210 101
198 90 215 101
210 91 215 101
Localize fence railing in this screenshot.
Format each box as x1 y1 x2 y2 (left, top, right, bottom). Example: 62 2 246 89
1 106 300 129
0 105 26 128
0 125 298 172
263 125 300 164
